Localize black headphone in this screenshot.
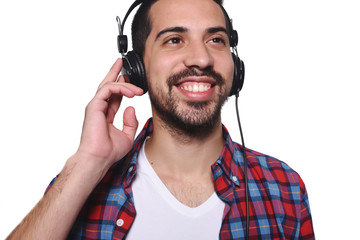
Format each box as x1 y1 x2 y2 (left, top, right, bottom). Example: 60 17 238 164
117 0 244 96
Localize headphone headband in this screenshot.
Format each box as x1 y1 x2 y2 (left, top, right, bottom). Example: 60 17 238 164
218 4 238 48
121 0 143 34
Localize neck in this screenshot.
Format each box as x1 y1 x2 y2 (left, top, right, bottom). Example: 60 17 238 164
145 114 225 179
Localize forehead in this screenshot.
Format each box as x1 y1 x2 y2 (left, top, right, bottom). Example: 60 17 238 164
148 0 226 34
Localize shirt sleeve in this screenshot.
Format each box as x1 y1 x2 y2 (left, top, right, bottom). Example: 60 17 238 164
299 176 315 239
44 175 59 195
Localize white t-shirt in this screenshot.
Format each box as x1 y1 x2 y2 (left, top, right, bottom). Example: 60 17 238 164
126 139 225 240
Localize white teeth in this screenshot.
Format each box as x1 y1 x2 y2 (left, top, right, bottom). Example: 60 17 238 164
180 83 210 93
199 84 204 92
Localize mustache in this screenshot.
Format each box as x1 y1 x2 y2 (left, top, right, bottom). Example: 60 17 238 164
167 67 225 87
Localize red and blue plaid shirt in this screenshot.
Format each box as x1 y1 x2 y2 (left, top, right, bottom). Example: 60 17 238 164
54 118 314 239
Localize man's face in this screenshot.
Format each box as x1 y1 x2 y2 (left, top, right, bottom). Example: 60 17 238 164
143 0 234 134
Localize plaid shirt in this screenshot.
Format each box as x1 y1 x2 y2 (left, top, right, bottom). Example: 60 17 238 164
60 118 314 239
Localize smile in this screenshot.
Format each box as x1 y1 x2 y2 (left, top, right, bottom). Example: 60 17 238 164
177 82 212 93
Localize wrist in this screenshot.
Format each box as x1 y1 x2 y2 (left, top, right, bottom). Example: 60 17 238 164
65 151 113 186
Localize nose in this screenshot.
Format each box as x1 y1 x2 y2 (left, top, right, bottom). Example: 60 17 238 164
183 41 214 70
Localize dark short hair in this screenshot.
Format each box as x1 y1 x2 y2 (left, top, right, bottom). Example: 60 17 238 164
131 0 226 57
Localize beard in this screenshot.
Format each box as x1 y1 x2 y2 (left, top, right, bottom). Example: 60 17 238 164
148 67 229 139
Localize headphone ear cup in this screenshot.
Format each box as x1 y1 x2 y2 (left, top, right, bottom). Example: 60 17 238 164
229 53 245 96
122 51 147 94
229 30 238 48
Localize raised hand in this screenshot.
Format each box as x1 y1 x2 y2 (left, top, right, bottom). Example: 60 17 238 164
76 58 143 172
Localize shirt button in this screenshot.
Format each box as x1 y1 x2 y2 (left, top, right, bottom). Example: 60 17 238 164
128 166 133 173
116 219 124 227
232 175 238 182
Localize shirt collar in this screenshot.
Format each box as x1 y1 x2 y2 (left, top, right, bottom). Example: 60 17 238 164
121 118 245 186
214 125 246 186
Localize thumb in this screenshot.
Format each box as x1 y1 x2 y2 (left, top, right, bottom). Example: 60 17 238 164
122 106 138 141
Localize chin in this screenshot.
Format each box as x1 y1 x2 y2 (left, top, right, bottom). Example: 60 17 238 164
153 97 224 139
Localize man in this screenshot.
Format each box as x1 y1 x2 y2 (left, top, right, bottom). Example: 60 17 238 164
8 0 314 239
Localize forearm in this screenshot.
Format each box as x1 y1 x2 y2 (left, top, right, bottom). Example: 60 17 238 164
8 153 108 240
8 58 142 239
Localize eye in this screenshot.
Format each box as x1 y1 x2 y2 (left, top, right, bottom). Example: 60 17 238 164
165 37 182 45
209 37 226 45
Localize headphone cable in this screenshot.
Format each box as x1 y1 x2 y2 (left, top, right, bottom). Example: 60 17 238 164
235 93 250 240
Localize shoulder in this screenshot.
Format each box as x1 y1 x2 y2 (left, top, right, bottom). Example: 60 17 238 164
233 142 306 191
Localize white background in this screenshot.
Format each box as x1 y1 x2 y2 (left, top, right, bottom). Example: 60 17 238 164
1 0 359 239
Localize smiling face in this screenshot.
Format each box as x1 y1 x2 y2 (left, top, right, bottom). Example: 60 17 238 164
143 0 234 136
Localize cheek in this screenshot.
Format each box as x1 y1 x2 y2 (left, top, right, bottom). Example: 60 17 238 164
145 52 182 89
217 54 235 92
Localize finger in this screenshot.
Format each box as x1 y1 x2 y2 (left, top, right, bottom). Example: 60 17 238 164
104 83 143 123
98 58 123 90
85 84 141 119
122 106 138 141
96 82 143 102
116 75 126 83
106 94 122 123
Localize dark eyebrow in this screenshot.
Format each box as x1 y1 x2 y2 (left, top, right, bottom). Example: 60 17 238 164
155 26 188 40
206 26 228 35
155 26 228 41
